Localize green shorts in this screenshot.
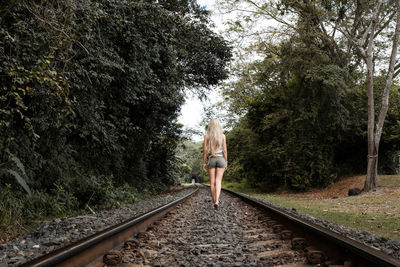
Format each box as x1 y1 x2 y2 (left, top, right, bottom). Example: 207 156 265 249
207 156 226 169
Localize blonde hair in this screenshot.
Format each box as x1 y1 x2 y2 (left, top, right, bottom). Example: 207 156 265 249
206 119 223 157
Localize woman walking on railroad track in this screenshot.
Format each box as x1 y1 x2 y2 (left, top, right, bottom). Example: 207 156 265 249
203 119 227 210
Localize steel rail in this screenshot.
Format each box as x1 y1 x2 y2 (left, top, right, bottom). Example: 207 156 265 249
222 187 400 267
20 186 199 267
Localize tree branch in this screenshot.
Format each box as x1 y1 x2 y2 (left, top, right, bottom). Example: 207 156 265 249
375 0 400 144
25 5 90 55
359 1 383 48
243 0 297 30
374 9 396 39
394 68 400 78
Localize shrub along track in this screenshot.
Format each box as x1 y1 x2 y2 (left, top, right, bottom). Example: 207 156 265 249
18 186 400 266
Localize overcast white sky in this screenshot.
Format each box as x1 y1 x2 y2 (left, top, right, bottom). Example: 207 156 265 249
197 0 215 8
178 0 221 142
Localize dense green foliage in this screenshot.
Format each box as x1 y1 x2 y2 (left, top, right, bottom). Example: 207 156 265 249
0 0 231 238
175 140 206 183
221 0 400 191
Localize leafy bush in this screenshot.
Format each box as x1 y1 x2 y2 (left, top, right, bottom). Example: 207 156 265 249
0 152 31 195
24 187 78 219
0 183 77 239
0 185 25 237
0 0 230 197
63 174 136 209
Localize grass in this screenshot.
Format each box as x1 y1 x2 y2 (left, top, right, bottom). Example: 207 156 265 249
222 180 254 193
223 175 400 241
379 175 400 187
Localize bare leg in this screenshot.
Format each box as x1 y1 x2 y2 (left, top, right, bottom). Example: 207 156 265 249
208 168 216 204
215 168 225 204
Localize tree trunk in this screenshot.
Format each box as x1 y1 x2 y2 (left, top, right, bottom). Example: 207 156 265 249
364 50 377 191
363 10 378 191
364 1 400 191
365 151 378 191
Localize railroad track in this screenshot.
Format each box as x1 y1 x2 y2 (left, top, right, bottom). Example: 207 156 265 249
18 185 400 267
18 187 199 267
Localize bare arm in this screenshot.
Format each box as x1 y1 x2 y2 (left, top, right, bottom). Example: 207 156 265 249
203 135 207 171
223 134 228 168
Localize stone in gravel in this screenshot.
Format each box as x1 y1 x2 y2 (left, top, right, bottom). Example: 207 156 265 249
103 250 122 265
381 248 393 255
42 222 49 230
7 251 16 258
190 249 199 256
137 249 146 260
158 247 167 254
136 232 149 240
234 248 242 255
119 263 142 267
124 238 139 249
8 256 24 264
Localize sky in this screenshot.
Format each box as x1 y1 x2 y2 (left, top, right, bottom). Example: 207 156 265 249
178 0 221 142
197 0 216 9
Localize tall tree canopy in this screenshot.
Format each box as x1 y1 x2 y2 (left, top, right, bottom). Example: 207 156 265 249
0 0 231 197
219 0 400 191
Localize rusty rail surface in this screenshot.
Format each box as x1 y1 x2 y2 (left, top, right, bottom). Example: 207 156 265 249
222 187 400 267
20 186 199 267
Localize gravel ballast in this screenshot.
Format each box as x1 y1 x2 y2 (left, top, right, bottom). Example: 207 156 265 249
0 186 197 266
116 187 306 266
234 190 400 261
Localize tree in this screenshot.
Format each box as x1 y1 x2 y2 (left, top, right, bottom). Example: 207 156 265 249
332 1 400 191
219 0 400 191
0 0 231 194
